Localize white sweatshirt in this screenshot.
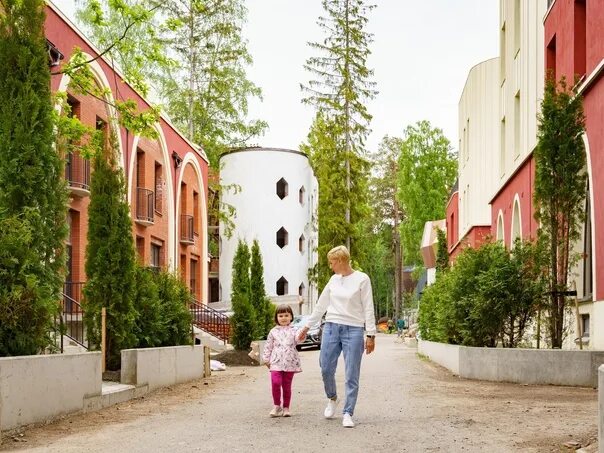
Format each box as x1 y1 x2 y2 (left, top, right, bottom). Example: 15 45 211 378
305 271 377 335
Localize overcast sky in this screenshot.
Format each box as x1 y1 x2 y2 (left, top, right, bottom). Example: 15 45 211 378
52 0 499 154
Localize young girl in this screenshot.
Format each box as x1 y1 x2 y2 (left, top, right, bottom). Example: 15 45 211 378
262 304 302 417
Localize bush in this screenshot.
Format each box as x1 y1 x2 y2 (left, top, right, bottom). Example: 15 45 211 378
419 239 544 347
132 265 163 348
0 215 60 356
156 271 193 347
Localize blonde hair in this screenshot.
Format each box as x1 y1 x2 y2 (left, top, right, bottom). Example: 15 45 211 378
327 245 350 263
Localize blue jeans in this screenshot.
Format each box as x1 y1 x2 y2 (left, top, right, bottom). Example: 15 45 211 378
319 322 365 416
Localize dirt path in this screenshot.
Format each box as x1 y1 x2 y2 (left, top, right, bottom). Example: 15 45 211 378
1 334 598 452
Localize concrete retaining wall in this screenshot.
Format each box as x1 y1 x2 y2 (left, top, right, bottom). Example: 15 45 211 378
120 345 205 391
419 340 604 387
418 340 460 374
0 352 102 431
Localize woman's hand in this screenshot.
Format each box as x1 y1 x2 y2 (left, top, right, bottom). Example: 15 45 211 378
365 337 375 354
297 326 309 342
264 362 270 369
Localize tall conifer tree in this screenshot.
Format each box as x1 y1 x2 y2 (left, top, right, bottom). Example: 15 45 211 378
250 239 273 339
0 0 68 355
230 239 255 350
84 135 137 369
301 0 376 286
534 76 586 348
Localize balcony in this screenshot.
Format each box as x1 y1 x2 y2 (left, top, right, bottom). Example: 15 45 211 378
180 215 194 245
135 188 154 226
65 152 90 197
209 256 219 276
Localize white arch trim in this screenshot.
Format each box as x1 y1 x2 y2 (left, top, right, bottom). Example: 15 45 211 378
583 132 596 298
174 153 209 304
127 126 176 271
56 53 125 170
496 210 505 242
511 193 523 248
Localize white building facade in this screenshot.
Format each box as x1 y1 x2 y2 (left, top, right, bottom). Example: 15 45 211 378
458 57 501 241
219 147 319 314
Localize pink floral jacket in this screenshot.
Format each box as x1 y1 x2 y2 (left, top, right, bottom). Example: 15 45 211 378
262 325 302 373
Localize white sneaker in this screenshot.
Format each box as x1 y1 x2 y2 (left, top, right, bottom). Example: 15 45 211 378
323 398 339 418
342 413 355 428
269 406 283 417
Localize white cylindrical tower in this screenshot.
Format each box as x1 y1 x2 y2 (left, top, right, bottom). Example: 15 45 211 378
219 147 318 314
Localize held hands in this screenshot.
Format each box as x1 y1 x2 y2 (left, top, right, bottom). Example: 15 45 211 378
365 337 375 355
297 326 309 342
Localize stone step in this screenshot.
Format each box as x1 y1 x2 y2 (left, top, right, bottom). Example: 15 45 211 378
193 326 228 352
84 381 148 412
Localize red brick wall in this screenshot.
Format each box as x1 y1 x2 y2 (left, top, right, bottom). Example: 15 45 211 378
490 156 537 247
131 136 169 267
179 163 204 300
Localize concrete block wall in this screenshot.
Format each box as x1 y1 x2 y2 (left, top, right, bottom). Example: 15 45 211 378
418 340 460 375
0 352 102 431
121 345 205 391
419 340 604 387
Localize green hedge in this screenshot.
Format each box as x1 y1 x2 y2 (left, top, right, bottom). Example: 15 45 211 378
419 240 545 347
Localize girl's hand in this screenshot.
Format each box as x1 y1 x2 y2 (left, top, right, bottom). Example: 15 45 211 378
264 362 270 368
297 326 309 342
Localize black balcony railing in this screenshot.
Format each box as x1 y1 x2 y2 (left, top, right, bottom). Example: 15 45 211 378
181 215 194 244
65 152 90 193
136 187 154 224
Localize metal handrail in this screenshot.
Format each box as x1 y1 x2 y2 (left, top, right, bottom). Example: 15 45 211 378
64 281 85 307
136 187 154 223
190 300 230 343
61 293 89 350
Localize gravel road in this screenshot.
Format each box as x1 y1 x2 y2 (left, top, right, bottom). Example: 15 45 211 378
1 334 598 452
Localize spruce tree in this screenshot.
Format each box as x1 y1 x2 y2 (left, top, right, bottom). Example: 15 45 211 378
301 0 376 286
84 135 137 369
0 0 68 355
230 239 256 350
533 76 586 348
250 239 273 339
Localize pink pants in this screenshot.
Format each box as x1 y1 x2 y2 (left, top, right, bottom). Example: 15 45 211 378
270 371 295 408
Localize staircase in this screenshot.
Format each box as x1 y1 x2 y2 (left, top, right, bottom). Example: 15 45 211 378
190 300 230 351
57 292 89 353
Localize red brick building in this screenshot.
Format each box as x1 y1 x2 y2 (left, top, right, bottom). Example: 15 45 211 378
544 0 604 345
45 3 209 304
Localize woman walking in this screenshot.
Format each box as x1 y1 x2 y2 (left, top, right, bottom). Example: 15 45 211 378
297 245 376 428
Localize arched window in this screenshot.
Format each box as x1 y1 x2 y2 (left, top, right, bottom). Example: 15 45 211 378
298 282 305 297
496 212 504 242
298 234 305 253
511 197 521 248
299 186 305 205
